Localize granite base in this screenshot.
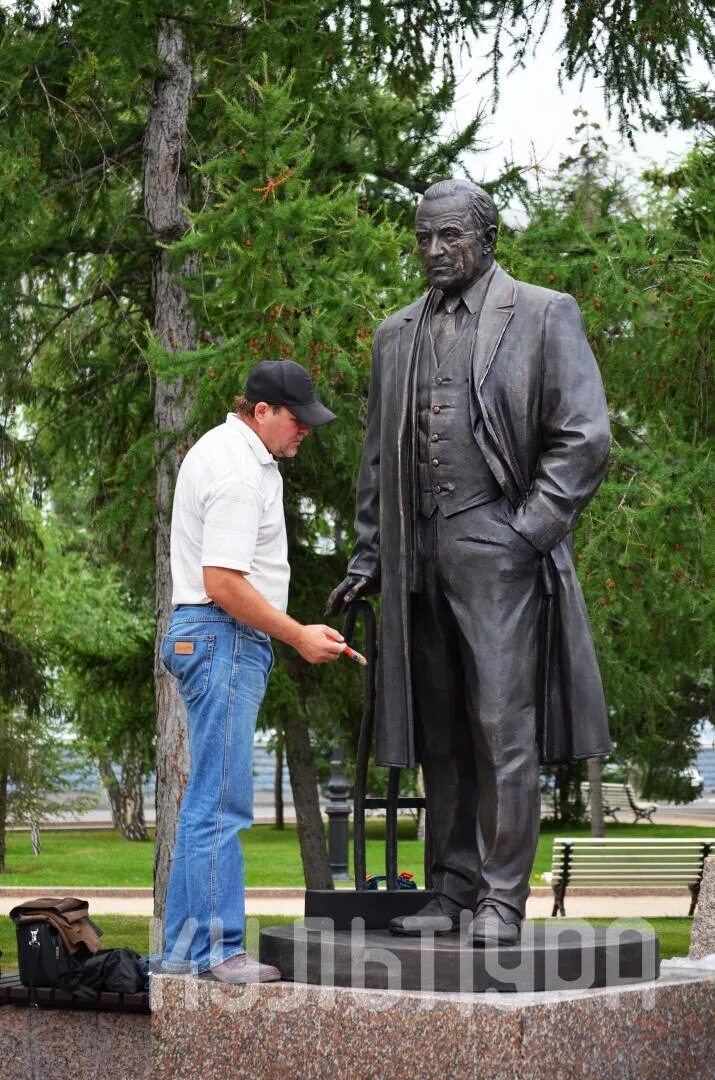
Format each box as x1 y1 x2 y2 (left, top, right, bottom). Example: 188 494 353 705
150 969 715 1079
0 1005 150 1080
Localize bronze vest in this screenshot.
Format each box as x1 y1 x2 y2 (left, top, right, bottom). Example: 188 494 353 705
416 302 500 518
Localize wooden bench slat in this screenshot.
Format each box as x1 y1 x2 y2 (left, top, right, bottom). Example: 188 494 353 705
579 783 658 820
557 868 704 876
553 837 712 844
0 973 149 1013
549 836 714 916
554 857 706 864
555 866 706 873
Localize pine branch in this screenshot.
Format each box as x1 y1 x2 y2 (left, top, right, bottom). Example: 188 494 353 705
24 276 142 367
31 364 148 441
41 138 145 195
333 161 430 194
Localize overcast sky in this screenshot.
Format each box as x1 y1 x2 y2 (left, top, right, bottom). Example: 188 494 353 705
447 18 708 221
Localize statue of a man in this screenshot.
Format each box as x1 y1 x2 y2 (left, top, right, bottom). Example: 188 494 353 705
327 179 612 945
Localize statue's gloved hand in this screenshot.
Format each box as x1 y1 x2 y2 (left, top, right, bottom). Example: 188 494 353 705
324 575 378 618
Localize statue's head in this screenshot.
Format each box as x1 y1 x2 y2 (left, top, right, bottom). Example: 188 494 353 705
415 180 498 294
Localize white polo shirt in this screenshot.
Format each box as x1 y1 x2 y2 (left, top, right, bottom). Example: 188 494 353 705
170 413 289 611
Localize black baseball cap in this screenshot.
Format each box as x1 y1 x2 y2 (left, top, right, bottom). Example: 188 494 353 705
245 359 336 427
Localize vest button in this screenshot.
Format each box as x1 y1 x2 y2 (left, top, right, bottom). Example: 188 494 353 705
431 433 439 443
432 405 441 414
433 484 441 494
435 376 443 385
432 458 440 467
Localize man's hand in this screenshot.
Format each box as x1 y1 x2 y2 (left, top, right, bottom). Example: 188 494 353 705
324 575 376 617
204 566 346 664
294 624 346 664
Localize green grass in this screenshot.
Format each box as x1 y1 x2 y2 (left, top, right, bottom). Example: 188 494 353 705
1 829 157 887
0 915 693 973
0 914 296 972
2 821 713 888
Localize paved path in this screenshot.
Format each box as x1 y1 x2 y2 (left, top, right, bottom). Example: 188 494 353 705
10 792 715 831
0 887 695 919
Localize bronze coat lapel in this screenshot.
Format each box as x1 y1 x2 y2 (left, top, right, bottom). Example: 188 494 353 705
472 266 518 490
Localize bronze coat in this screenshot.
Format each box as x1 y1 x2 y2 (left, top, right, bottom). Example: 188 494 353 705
348 265 612 767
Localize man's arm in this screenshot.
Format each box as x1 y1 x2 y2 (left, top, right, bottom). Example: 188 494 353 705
509 293 611 555
204 567 344 664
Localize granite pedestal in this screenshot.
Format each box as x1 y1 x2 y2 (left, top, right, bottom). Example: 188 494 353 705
150 969 715 1079
690 855 715 960
0 1007 149 1080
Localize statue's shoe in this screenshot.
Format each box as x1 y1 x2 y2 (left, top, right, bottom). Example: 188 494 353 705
468 901 522 947
388 895 464 936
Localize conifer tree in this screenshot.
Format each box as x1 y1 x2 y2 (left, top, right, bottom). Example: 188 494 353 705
1 1 712 900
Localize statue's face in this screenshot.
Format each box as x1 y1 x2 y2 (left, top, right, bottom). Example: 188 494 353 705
415 192 495 294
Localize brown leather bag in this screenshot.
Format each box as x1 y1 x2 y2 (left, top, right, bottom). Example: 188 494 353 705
9 896 103 955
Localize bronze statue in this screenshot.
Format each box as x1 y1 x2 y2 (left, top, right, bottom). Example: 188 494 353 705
327 179 611 945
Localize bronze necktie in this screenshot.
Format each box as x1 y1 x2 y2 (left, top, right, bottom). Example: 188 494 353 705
433 297 460 366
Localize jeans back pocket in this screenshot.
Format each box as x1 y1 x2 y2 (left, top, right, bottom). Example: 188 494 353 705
161 634 215 702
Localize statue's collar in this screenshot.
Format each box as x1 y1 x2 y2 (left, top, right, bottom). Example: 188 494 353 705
432 264 497 315
399 264 514 323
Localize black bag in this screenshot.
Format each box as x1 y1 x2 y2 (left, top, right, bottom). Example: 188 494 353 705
14 917 143 1000
57 948 145 1000
16 921 71 991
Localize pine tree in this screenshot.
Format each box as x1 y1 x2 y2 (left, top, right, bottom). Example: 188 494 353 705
499 126 714 809
1 0 712 902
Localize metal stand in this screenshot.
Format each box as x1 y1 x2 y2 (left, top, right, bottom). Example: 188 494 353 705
342 600 432 892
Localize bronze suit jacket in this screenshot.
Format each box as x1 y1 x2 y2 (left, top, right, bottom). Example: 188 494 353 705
348 264 612 767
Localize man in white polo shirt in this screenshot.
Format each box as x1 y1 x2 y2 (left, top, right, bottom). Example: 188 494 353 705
160 360 344 983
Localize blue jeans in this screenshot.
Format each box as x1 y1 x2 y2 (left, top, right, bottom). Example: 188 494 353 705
160 604 273 973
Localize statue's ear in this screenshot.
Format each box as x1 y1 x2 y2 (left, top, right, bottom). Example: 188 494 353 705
483 224 498 253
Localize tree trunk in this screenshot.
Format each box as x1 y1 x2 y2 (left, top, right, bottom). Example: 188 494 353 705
98 758 123 830
120 755 148 841
283 712 332 889
0 766 7 874
98 755 148 841
555 762 586 826
416 765 426 841
587 757 606 838
274 732 285 830
0 707 7 873
144 17 199 922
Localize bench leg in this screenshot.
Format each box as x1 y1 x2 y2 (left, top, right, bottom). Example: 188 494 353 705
552 886 566 917
688 884 699 918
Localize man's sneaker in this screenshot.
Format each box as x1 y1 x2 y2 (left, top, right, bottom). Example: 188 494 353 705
468 901 522 947
389 895 466 936
199 954 281 983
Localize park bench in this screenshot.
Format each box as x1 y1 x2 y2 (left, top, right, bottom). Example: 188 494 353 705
581 781 658 823
0 971 149 1012
549 836 714 916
